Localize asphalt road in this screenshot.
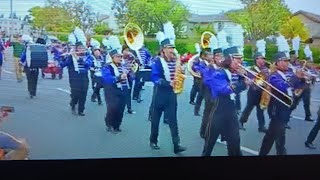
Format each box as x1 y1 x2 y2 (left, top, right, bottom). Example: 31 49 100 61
1 47 320 160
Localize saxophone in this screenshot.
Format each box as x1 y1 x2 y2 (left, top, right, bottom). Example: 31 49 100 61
173 49 186 94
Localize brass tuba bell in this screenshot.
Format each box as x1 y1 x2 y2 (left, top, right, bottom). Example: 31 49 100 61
201 31 215 49
124 23 144 73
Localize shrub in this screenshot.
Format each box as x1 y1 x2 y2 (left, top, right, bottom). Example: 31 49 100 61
51 32 319 64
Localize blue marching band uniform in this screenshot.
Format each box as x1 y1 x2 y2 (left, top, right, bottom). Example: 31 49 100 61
121 45 137 114
201 47 245 156
239 52 270 132
90 47 106 105
149 38 186 153
59 42 93 116
259 52 305 155
191 50 211 116
101 49 129 133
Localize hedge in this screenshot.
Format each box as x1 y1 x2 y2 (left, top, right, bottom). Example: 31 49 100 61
52 33 320 64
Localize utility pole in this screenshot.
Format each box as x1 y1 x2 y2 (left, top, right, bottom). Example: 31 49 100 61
10 0 13 38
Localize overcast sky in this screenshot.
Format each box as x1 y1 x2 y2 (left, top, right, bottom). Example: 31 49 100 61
0 0 319 18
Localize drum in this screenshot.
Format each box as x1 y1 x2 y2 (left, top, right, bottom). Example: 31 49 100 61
139 69 152 82
28 44 49 68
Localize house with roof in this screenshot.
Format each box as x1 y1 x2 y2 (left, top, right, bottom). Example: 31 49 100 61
184 13 244 39
294 10 320 45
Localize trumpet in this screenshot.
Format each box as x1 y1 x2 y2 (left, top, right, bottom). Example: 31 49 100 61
237 64 293 108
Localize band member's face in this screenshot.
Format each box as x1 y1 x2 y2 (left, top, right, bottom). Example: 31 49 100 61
112 55 123 64
76 45 86 53
214 53 223 65
94 50 101 57
123 48 130 56
233 57 243 65
163 47 175 60
230 59 240 71
277 60 289 71
256 57 265 67
205 54 213 62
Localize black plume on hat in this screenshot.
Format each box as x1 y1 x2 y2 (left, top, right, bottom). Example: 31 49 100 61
289 50 296 55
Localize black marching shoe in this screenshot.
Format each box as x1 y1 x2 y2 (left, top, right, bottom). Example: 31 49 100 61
284 123 291 129
258 127 268 133
91 96 97 102
106 127 113 132
127 110 136 114
305 117 315 122
150 142 160 150
78 112 85 116
174 144 187 154
194 112 201 116
189 101 195 105
239 122 246 131
305 141 316 149
98 101 102 105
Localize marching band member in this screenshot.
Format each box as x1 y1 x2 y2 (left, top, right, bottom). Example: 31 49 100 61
148 51 169 124
201 46 244 156
259 52 305 156
305 107 320 149
60 41 93 116
101 49 127 133
132 45 152 102
192 48 213 116
149 38 186 153
199 48 222 138
20 37 46 99
122 44 136 114
288 50 314 123
90 47 106 105
239 52 269 133
0 32 5 80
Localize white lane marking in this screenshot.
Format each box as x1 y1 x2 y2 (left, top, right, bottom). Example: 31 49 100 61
312 99 320 103
291 115 305 121
216 139 259 156
3 69 14 74
56 88 71 94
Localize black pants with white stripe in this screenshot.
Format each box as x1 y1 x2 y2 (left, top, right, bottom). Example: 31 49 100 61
202 96 242 156
150 86 180 145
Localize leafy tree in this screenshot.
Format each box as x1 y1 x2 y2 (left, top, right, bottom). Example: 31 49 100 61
226 0 291 54
46 0 98 33
29 6 75 33
94 23 109 35
112 0 128 29
126 0 189 36
280 16 310 41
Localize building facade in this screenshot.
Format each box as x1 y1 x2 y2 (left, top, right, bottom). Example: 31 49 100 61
0 17 31 37
294 10 320 46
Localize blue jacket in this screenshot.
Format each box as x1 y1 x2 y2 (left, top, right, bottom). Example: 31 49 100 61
151 56 174 88
60 54 93 74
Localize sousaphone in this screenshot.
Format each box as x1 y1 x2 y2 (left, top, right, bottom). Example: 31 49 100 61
124 23 144 73
187 31 215 78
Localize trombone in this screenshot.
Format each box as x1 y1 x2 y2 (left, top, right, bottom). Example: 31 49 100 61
237 64 293 108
